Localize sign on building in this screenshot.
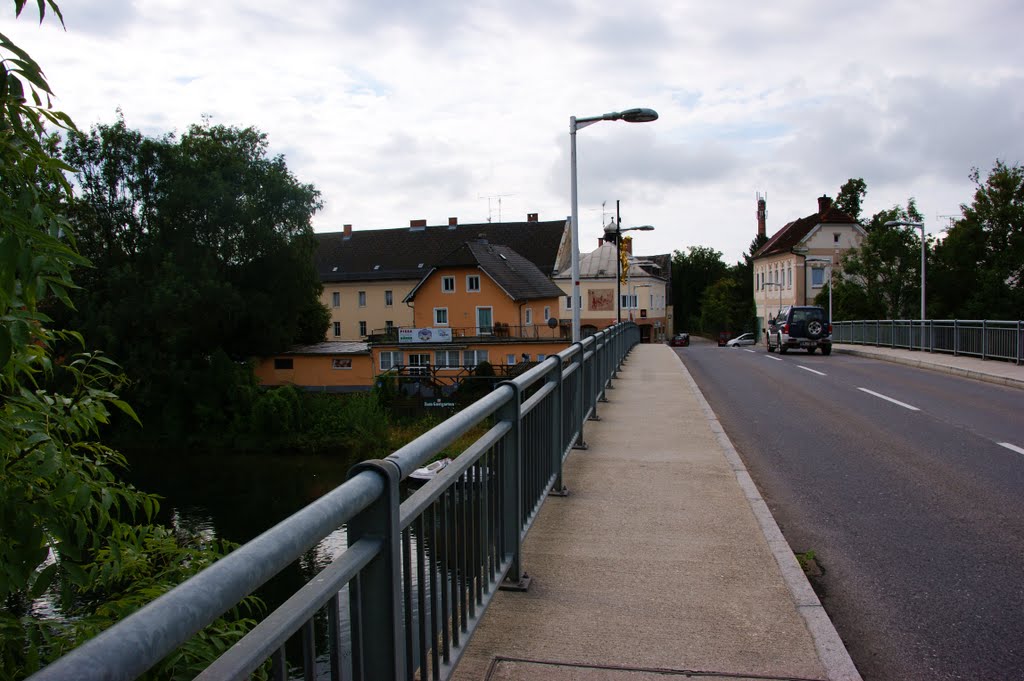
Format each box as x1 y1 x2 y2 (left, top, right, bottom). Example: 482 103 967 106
398 327 453 344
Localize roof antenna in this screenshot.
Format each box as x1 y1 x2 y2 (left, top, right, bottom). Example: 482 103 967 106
478 193 517 223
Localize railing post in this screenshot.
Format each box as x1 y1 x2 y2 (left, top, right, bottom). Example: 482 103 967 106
570 342 588 450
586 339 601 421
346 459 405 681
954 319 959 356
496 381 530 590
547 357 568 496
982 319 988 360
1018 320 1022 366
598 332 610 403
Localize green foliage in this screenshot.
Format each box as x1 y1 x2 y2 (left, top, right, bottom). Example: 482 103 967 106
671 246 729 332
2 4 259 676
58 116 329 442
930 160 1024 319
834 178 867 221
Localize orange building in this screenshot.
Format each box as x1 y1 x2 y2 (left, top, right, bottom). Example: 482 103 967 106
371 240 569 376
252 341 373 392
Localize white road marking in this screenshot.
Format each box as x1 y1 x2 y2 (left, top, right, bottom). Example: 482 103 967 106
765 355 782 361
743 349 756 354
998 442 1024 456
798 365 826 376
857 388 920 411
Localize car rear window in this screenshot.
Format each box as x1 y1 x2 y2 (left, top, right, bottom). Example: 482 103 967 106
791 309 824 322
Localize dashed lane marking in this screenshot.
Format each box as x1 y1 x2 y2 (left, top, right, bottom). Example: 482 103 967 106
743 349 757 354
998 442 1024 456
765 355 782 361
857 387 920 411
798 365 827 376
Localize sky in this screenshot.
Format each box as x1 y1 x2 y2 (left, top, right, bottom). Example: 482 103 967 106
5 0 1024 264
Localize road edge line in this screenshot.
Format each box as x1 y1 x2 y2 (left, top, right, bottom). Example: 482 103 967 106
672 353 863 681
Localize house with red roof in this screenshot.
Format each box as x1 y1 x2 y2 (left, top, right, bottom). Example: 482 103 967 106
752 195 866 336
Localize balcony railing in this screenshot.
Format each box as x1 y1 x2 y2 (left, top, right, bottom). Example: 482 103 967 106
369 323 571 344
832 319 1023 365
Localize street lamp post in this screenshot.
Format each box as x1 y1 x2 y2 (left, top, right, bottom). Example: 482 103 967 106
570 108 658 342
603 204 653 324
884 219 926 322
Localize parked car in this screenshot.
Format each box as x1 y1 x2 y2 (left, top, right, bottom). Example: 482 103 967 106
717 331 730 346
668 333 690 347
767 305 832 355
726 332 756 347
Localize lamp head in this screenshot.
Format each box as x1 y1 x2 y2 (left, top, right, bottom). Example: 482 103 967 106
620 108 659 123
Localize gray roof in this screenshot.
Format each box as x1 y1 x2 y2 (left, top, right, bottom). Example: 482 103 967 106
280 341 370 355
407 241 565 302
554 242 669 281
315 219 567 283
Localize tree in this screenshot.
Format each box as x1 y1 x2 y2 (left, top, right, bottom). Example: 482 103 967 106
671 246 728 332
60 118 329 440
2 5 257 676
930 161 1024 319
835 178 867 222
822 198 926 319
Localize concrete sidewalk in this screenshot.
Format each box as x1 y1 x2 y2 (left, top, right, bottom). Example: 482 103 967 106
451 344 860 681
833 343 1024 390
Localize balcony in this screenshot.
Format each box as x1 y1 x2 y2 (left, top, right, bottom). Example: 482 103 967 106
368 322 571 345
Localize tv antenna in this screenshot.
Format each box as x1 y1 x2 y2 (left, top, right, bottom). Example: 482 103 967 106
936 214 958 230
587 200 612 227
478 193 516 223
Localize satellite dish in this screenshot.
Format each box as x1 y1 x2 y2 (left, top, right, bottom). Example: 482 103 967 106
547 317 559 329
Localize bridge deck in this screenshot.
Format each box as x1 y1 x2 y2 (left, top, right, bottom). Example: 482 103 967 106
452 344 857 681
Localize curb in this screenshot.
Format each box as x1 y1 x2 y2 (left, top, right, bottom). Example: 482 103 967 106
672 353 863 681
833 346 1024 391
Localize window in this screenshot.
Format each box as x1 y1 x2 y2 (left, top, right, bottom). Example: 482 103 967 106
466 275 480 292
537 354 546 361
273 358 293 370
359 321 367 336
834 233 840 244
506 354 516 365
379 351 402 370
385 320 394 332
442 276 455 293
811 268 825 287
358 291 366 307
787 266 792 288
385 290 393 306
435 350 460 367
331 291 340 307
434 308 448 325
333 321 341 337
409 353 430 367
463 350 488 367
331 358 352 370
565 294 580 309
525 308 533 325
621 294 638 309
544 306 551 321
476 307 493 334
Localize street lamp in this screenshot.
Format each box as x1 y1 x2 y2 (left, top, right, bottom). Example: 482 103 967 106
603 208 653 324
570 108 658 342
884 219 926 322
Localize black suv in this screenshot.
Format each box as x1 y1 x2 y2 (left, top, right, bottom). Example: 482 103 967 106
767 305 832 355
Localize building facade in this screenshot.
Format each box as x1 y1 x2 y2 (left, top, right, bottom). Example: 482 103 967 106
752 195 866 336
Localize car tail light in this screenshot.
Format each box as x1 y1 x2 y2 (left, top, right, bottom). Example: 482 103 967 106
827 323 832 334
782 323 789 333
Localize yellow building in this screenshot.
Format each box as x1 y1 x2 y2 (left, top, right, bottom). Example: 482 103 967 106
252 341 373 392
752 195 866 335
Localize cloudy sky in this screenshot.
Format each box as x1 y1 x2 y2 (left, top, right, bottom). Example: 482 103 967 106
5 0 1023 263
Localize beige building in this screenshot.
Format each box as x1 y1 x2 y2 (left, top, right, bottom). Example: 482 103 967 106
553 236 672 343
752 196 866 335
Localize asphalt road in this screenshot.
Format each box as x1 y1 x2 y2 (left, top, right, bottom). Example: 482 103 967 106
676 337 1024 681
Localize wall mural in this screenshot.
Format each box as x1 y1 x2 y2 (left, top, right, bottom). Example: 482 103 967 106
589 288 614 311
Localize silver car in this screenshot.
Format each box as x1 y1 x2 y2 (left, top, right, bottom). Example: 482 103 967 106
726 333 756 347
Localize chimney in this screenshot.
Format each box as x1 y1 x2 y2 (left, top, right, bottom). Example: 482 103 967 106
448 217 458 226
410 219 427 228
817 195 832 215
598 238 605 249
343 224 352 239
527 212 538 222
756 195 766 238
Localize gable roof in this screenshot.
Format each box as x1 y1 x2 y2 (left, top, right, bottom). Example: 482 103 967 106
315 219 567 283
553 242 670 281
754 200 859 259
406 241 565 303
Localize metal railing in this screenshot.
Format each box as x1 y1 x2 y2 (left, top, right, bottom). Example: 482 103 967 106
31 323 641 681
832 319 1024 365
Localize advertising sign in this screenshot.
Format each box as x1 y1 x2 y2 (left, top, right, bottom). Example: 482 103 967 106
398 327 453 344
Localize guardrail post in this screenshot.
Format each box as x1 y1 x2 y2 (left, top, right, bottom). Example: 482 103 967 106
346 459 405 681
570 342 588 450
547 358 568 496
496 381 530 590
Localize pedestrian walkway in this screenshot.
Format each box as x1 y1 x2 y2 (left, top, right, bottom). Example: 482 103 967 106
833 343 1024 390
451 344 860 681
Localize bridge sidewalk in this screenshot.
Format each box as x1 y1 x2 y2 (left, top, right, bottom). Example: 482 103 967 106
451 344 860 681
